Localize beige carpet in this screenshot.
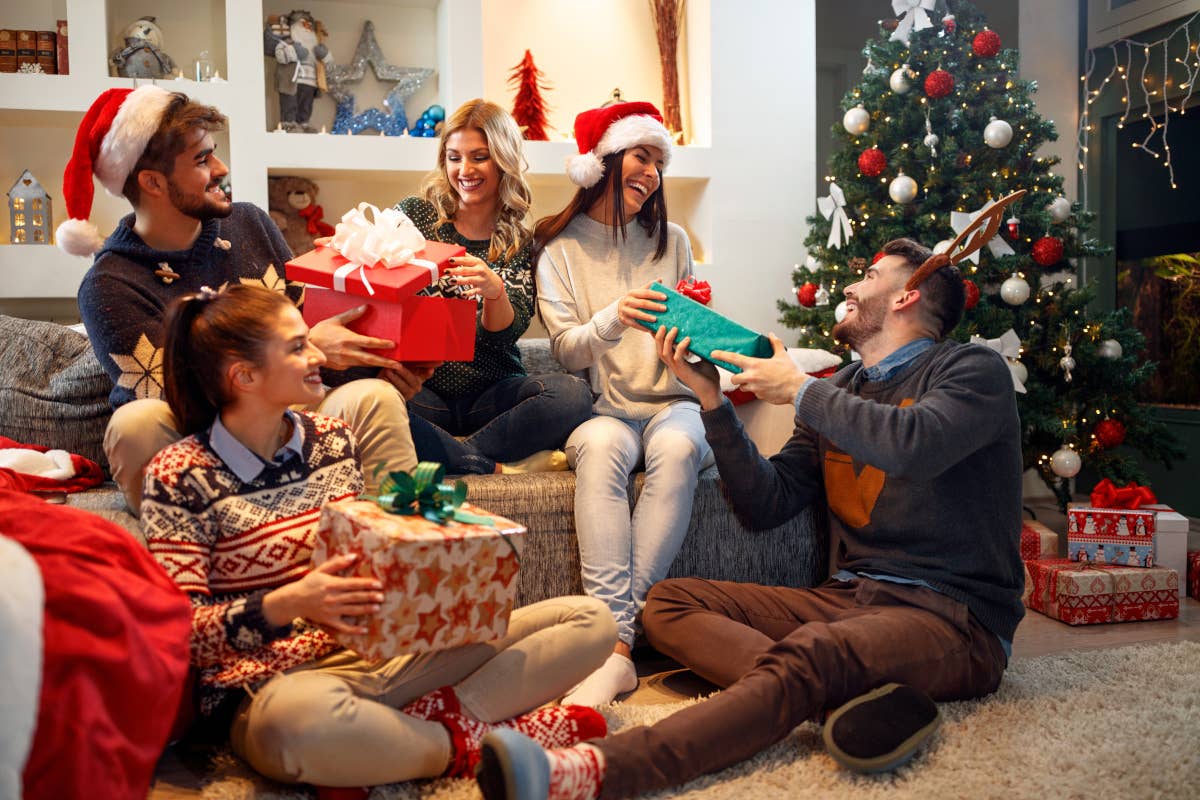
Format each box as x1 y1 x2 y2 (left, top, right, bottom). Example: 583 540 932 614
200 641 1200 799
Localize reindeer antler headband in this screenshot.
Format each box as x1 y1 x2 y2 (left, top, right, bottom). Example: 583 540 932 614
904 190 1027 291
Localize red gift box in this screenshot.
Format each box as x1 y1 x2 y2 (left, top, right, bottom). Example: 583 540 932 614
1024 558 1179 625
304 286 476 362
1020 520 1059 560
286 242 465 302
1188 551 1199 599
312 499 525 659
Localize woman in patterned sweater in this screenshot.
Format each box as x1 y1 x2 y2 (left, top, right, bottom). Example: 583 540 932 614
394 99 593 475
140 284 615 794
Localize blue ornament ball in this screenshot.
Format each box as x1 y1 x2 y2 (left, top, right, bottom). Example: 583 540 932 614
421 118 436 130
421 127 437 137
427 104 445 122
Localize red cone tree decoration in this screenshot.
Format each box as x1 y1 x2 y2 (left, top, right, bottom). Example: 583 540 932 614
509 50 551 141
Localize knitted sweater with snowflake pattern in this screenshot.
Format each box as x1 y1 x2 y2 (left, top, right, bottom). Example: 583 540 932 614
77 203 301 409
141 411 363 716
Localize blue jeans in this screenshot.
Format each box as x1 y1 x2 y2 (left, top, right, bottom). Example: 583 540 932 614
565 402 714 646
408 373 593 474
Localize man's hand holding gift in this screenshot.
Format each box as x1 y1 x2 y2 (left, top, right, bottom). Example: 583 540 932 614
655 326 723 410
381 362 443 400
715 334 810 406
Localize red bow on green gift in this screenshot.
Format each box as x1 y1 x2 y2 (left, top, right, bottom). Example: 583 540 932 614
1089 478 1157 510
675 277 712 305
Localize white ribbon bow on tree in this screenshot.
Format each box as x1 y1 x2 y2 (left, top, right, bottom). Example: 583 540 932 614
329 203 437 295
891 0 937 45
950 199 1015 265
970 329 1027 393
818 183 853 250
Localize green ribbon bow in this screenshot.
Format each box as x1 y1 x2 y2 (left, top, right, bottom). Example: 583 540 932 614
370 461 495 526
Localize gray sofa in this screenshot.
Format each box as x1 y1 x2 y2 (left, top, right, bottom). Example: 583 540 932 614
0 314 827 605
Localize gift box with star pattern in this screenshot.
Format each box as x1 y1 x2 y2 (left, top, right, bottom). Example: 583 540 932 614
312 499 525 658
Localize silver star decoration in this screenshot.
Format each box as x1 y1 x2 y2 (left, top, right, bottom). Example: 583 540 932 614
325 21 434 113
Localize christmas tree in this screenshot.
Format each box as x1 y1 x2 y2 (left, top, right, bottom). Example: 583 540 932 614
508 50 551 141
780 0 1180 509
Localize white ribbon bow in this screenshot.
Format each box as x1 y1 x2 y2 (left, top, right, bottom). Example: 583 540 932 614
328 203 438 296
891 0 937 45
971 329 1027 393
818 183 853 250
950 199 1015 265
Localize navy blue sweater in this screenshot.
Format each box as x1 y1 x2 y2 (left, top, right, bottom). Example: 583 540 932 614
77 203 301 409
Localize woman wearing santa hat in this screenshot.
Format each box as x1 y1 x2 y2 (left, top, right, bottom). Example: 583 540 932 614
534 101 712 706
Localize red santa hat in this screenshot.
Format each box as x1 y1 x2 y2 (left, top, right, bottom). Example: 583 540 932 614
566 101 673 188
56 85 176 257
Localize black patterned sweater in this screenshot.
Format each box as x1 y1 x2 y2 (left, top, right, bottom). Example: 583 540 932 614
77 203 305 409
396 196 534 398
141 412 364 716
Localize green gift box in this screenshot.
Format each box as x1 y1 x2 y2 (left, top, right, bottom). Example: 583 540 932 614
636 282 771 373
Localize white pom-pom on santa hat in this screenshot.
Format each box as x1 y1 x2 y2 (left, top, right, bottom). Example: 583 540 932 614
56 85 175 257
566 101 673 188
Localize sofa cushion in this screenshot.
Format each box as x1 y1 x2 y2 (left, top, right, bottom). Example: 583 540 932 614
0 316 112 469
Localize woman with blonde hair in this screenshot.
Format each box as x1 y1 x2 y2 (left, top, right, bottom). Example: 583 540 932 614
395 99 592 475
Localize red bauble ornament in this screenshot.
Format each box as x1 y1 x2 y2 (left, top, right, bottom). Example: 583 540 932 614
797 282 818 307
924 69 955 99
858 147 887 177
1032 236 1065 266
973 29 1002 57
1007 216 1019 238
1094 418 1127 450
871 250 885 264
963 279 980 310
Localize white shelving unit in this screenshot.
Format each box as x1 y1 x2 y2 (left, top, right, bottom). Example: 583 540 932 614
0 0 714 301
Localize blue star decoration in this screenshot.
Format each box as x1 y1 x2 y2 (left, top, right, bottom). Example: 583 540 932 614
326 21 435 136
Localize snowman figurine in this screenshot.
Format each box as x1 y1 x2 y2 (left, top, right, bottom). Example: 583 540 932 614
111 16 176 79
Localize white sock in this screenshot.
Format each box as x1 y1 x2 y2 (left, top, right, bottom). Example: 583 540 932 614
562 652 638 707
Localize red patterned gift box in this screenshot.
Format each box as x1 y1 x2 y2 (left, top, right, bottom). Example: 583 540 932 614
1066 506 1156 567
303 287 476 362
1020 520 1058 560
1189 551 1200 599
313 499 525 659
1024 558 1178 625
286 241 465 302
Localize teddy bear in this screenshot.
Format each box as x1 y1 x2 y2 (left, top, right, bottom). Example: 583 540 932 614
111 16 176 79
268 176 335 255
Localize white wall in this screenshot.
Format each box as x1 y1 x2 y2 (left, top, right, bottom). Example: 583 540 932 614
1019 0 1080 200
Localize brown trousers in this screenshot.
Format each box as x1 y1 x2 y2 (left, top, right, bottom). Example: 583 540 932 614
597 577 1007 799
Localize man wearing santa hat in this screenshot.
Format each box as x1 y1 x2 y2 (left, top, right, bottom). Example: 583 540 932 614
61 86 427 513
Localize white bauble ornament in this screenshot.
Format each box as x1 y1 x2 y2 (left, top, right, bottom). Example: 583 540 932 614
1008 359 1027 385
1047 196 1071 223
1000 273 1031 305
835 300 848 323
889 65 912 94
1098 339 1123 359
983 116 1013 148
933 239 953 254
843 104 870 135
888 172 919 204
1050 447 1082 478
923 132 940 150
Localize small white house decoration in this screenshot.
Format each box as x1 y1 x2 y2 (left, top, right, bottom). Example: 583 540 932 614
8 169 53 244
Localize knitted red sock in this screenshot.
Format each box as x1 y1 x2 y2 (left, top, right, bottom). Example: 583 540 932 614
436 705 607 778
400 685 462 720
500 704 607 750
546 743 605 800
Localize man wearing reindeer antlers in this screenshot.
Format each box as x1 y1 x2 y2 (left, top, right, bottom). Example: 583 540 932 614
476 200 1026 800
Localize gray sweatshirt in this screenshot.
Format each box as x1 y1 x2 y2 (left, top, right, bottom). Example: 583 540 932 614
536 214 697 420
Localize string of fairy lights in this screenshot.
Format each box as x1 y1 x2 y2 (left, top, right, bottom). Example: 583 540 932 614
1077 11 1200 194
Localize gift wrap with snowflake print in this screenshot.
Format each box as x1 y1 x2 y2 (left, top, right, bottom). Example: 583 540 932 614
313 499 525 658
